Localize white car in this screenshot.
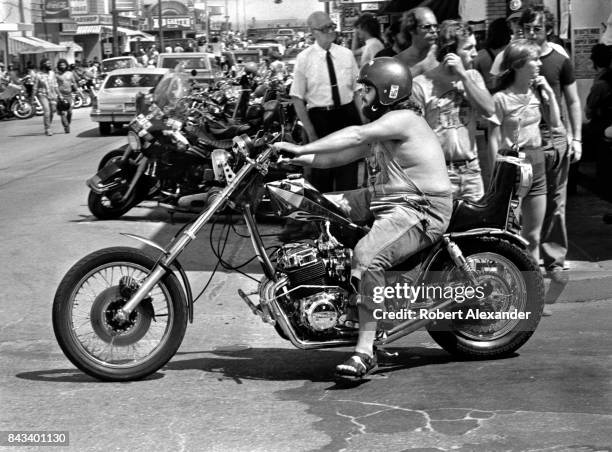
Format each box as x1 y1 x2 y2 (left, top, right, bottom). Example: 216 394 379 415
91 67 169 135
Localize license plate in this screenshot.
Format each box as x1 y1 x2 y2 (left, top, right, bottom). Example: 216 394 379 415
124 103 135 112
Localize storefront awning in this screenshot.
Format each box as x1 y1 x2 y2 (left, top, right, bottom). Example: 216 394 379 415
75 25 111 35
60 41 84 52
9 36 68 54
0 23 34 32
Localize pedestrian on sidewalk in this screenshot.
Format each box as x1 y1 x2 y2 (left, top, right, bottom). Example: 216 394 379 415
32 58 61 136
488 39 562 266
56 59 77 134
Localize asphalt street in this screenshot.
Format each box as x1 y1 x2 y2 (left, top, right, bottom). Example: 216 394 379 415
1 110 611 451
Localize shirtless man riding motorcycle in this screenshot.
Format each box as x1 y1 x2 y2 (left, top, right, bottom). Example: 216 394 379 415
274 57 453 382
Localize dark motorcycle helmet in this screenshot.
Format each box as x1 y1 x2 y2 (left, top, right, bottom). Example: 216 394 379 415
357 57 413 121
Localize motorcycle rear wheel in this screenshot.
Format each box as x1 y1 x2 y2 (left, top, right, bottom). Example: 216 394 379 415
426 237 544 359
52 247 188 381
11 99 35 119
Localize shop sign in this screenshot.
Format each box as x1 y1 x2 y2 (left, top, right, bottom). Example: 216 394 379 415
70 0 88 15
103 42 112 54
572 27 601 79
341 4 360 32
60 22 78 33
44 0 71 22
361 3 379 11
74 15 113 25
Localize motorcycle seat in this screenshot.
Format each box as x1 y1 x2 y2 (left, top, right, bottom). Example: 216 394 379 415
447 158 518 232
208 123 252 139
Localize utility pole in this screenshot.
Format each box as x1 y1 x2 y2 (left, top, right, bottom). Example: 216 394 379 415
112 0 119 56
224 0 229 31
158 0 164 52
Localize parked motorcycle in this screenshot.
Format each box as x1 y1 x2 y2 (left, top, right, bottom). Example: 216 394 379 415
86 71 298 220
77 79 93 107
53 128 545 381
0 82 35 120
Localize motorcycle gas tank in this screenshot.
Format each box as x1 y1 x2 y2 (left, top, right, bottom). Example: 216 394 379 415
266 177 365 232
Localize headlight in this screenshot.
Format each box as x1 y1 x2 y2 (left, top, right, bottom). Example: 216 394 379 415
127 131 141 152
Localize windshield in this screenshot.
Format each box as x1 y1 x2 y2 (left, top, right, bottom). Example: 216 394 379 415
152 70 192 110
234 52 260 64
104 73 164 89
159 56 212 71
102 58 135 72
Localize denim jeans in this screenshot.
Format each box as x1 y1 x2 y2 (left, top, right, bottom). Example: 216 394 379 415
541 135 570 271
325 188 453 308
37 94 56 131
447 159 484 203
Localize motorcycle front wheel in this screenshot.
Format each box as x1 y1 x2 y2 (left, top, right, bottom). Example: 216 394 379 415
11 99 35 119
81 92 92 107
73 93 83 109
88 186 138 220
426 237 545 359
53 247 188 381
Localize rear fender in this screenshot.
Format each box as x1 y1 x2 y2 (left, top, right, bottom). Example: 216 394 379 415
418 230 528 285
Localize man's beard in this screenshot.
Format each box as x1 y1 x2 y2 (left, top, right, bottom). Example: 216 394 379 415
361 102 387 121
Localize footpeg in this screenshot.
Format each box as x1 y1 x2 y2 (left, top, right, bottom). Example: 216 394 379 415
237 289 275 325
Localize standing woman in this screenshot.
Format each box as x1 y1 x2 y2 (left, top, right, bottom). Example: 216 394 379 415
56 59 77 133
32 58 60 136
489 39 562 265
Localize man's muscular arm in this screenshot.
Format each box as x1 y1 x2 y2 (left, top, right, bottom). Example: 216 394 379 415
274 109 413 168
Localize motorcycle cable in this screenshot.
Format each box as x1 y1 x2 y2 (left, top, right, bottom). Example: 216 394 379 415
208 214 279 279
191 215 232 304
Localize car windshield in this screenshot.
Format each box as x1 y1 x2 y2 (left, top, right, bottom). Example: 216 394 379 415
234 52 260 64
152 71 192 110
159 56 212 71
102 59 134 72
104 73 165 89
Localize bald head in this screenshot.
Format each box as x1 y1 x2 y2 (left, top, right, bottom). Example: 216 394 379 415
402 6 437 35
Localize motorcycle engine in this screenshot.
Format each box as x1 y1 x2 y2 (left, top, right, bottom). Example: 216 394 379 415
277 238 352 333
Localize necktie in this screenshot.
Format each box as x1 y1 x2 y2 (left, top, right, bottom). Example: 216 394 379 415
326 50 341 109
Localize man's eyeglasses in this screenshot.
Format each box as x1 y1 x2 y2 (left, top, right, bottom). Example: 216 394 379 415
313 23 337 33
418 24 439 32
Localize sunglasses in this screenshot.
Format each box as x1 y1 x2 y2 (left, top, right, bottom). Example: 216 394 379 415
418 23 439 32
313 23 337 33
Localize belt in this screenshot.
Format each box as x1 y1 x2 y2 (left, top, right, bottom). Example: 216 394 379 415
308 103 351 112
446 157 476 169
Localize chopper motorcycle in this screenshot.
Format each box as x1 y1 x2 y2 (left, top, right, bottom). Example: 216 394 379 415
53 123 545 381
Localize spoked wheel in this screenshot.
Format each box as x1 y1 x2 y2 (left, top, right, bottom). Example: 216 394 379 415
52 247 187 381
11 99 35 119
426 237 544 359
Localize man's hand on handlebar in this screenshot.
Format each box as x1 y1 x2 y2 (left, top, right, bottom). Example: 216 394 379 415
273 141 312 166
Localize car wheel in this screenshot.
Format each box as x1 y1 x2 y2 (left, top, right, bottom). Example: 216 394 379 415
99 122 112 135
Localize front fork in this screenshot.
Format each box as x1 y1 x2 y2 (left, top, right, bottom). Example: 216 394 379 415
113 155 260 323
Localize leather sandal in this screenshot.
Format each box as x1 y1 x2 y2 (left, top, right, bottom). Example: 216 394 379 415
335 352 378 382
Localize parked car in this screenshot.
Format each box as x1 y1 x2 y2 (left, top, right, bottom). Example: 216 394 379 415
247 42 285 58
228 50 261 70
156 52 218 85
100 56 139 77
91 67 169 135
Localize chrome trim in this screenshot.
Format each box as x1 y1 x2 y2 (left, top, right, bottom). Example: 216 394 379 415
120 233 168 254
448 228 529 247
261 277 356 349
